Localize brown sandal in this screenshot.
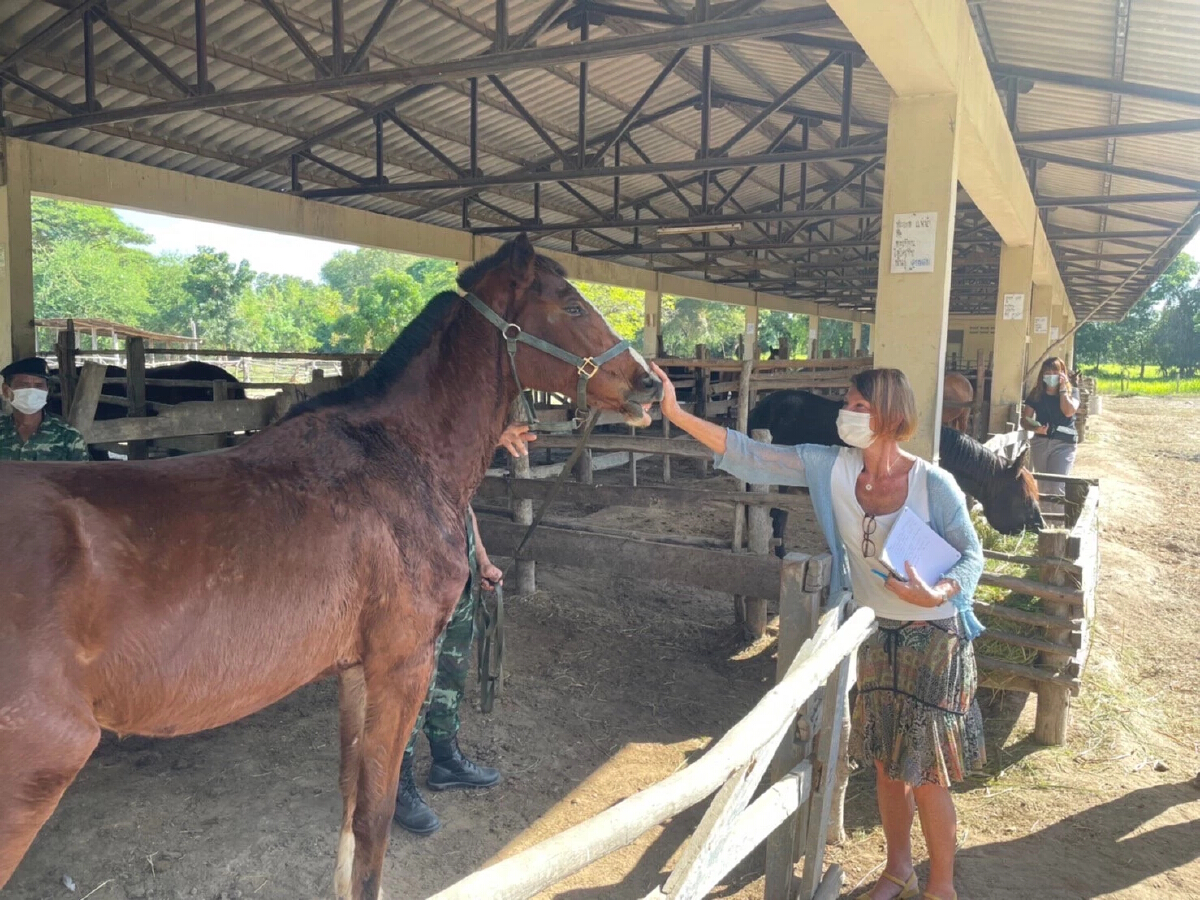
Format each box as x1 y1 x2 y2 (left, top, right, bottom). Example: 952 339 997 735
856 870 919 900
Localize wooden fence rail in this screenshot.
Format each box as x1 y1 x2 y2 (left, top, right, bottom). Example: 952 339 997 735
426 572 873 900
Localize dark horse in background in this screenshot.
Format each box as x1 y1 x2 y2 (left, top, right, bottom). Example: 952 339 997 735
748 389 1043 557
0 235 659 900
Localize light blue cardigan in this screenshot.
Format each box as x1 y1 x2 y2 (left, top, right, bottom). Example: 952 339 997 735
716 431 986 640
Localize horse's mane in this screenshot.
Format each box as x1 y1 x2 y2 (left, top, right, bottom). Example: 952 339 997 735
283 290 461 419
938 427 1005 482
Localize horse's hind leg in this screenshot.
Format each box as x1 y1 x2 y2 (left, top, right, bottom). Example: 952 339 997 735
344 655 436 900
335 665 367 900
0 694 100 887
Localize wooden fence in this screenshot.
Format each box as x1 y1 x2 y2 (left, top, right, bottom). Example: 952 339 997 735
974 475 1100 744
426 568 874 900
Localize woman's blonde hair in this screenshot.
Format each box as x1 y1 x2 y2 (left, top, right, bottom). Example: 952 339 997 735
851 368 918 441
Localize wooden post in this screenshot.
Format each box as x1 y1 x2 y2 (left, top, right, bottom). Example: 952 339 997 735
742 427 773 640
510 403 536 597
213 379 231 448
779 334 790 360
731 347 755 558
628 424 638 487
694 344 709 420
575 447 594 484
56 323 78 417
68 360 107 436
764 553 819 900
126 337 148 460
661 413 672 483
1034 528 1072 745
797 630 853 898
1064 481 1087 529
972 348 987 440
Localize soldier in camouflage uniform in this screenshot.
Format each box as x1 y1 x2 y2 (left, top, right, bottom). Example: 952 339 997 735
394 424 533 836
1 357 89 462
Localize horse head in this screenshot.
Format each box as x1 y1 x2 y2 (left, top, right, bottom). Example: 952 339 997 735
982 446 1045 534
460 233 661 424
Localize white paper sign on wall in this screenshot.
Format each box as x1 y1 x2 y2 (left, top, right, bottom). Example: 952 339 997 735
1002 293 1025 320
890 212 937 273
1050 325 1061 341
1034 316 1049 335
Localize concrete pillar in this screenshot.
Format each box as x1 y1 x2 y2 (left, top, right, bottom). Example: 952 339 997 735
0 138 35 368
808 316 820 358
850 320 862 356
642 289 661 358
872 93 961 461
989 243 1035 433
1029 282 1054 372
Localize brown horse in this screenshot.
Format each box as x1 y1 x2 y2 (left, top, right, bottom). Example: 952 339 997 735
0 235 660 899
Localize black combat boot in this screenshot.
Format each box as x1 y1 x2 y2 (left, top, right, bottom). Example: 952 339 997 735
393 756 441 835
426 736 501 791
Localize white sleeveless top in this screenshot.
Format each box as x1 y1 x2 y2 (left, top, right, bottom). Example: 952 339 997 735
831 447 957 622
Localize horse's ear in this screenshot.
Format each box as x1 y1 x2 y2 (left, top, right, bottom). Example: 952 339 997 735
508 233 537 288
1011 446 1030 472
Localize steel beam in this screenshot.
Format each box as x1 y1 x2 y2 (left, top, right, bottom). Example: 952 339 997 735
347 0 401 73
93 7 193 95
4 6 839 136
992 62 1200 110
587 48 687 165
194 0 208 92
488 74 570 165
256 0 330 76
1022 149 1200 191
714 52 837 156
1018 118 1200 144
1036 191 1200 208
0 0 105 75
299 144 887 199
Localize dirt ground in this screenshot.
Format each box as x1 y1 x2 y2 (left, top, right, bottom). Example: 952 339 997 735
7 397 1199 900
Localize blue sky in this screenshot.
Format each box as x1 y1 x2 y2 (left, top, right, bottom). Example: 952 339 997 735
117 207 1200 284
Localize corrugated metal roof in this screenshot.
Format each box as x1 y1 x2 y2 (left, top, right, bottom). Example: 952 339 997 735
1 0 1197 319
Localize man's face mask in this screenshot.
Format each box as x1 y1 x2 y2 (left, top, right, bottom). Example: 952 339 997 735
7 387 49 415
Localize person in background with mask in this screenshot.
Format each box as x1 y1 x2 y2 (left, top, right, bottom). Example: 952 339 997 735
649 363 984 900
1021 356 1078 515
0 357 89 462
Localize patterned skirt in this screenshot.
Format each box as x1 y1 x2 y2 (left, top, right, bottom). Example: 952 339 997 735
849 616 987 787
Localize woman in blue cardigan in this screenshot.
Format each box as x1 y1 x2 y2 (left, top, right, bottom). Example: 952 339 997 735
650 363 984 900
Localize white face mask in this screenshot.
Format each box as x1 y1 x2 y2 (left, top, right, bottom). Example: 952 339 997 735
837 408 875 448
1043 373 1060 388
8 387 48 415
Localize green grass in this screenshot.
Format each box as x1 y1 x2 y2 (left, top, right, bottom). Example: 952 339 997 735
972 512 1042 666
1082 364 1200 396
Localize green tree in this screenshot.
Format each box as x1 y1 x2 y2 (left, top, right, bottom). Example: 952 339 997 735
574 282 644 344
182 248 255 347
660 296 745 357
31 198 151 252
758 310 810 358
321 247 419 301
34 239 156 325
332 269 426 351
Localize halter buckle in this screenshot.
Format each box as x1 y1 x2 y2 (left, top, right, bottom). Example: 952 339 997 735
502 323 523 341
577 358 599 379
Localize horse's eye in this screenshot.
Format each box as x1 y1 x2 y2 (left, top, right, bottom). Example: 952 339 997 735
565 305 584 316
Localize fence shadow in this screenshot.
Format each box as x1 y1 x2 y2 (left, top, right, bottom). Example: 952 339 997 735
956 780 1199 898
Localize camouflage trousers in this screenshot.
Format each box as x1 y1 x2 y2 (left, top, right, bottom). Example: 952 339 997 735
404 518 478 760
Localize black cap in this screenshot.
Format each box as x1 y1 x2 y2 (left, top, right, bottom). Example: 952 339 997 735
1 356 50 381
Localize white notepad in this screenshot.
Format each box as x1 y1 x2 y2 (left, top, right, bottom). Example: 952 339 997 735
879 507 962 585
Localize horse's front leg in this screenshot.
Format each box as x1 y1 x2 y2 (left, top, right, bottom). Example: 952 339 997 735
335 665 367 900
344 650 436 900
